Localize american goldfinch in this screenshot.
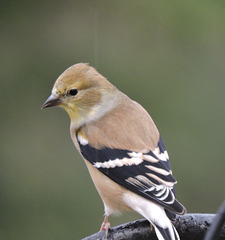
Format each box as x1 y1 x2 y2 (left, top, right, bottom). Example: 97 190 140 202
42 63 186 240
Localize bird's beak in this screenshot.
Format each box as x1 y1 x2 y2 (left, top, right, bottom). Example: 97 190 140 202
42 94 62 109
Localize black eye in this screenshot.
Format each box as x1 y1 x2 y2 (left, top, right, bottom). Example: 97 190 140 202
69 89 78 96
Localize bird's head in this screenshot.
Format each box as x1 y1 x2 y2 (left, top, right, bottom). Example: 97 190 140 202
42 63 118 129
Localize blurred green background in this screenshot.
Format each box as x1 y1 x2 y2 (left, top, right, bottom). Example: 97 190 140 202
1 1 225 239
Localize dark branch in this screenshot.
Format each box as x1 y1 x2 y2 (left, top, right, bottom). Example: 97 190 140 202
82 214 225 240
204 200 225 240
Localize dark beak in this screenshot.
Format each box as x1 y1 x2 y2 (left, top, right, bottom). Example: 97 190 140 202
42 94 62 109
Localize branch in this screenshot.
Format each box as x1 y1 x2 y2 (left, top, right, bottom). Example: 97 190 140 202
82 213 225 240
204 200 225 240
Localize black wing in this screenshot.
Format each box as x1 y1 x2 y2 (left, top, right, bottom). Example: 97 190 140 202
78 135 185 215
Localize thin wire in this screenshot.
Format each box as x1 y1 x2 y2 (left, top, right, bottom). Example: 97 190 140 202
94 9 98 69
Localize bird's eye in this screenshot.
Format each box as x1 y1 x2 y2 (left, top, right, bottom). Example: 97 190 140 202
69 89 78 96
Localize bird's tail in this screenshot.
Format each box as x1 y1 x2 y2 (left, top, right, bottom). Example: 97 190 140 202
154 223 180 240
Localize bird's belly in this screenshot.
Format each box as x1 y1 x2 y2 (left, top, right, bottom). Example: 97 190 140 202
84 160 132 215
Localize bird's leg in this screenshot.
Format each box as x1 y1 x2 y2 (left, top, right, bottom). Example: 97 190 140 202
100 214 111 235
150 223 153 231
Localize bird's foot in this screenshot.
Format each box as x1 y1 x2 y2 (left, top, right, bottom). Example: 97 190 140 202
100 215 111 237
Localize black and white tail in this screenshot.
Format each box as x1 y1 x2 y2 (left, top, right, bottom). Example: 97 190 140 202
154 223 180 240
123 192 182 240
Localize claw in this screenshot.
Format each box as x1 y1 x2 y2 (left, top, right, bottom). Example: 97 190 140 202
150 223 153 231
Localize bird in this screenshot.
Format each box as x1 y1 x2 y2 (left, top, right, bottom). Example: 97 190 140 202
42 63 186 240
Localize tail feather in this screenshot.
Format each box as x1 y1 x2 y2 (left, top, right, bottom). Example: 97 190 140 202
172 225 180 240
154 224 179 240
122 193 181 240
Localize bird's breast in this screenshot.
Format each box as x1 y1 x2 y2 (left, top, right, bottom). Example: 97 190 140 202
84 160 132 215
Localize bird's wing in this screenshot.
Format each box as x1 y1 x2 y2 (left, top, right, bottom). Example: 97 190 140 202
77 134 185 215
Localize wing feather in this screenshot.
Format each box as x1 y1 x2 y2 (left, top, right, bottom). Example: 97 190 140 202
78 135 186 215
